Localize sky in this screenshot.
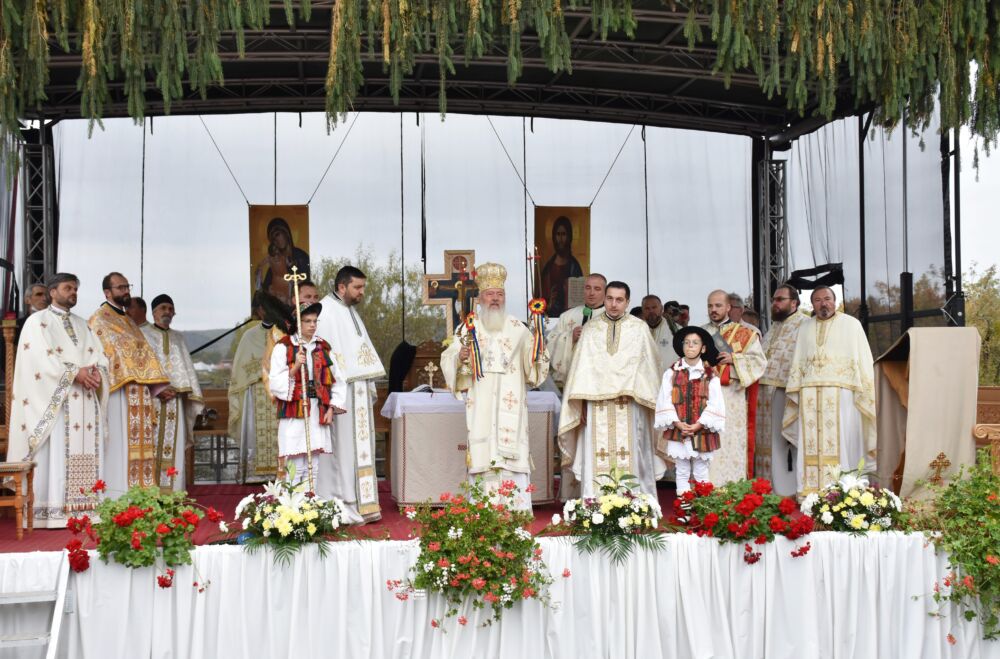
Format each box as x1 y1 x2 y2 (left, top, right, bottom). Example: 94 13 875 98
24 110 997 331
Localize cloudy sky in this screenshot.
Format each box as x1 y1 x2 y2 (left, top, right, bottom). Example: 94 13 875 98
39 110 995 331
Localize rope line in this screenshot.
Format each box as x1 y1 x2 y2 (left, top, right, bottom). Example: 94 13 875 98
198 116 250 205
485 116 537 206
306 113 361 204
589 124 636 207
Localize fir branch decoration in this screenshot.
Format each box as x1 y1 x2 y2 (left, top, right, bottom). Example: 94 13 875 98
1 0 1000 168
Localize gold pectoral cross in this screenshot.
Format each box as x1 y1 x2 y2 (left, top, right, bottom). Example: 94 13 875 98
928 452 952 486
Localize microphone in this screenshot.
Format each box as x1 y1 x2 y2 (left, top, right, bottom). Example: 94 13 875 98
581 306 592 325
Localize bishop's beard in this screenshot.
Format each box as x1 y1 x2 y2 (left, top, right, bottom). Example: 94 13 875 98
479 304 507 333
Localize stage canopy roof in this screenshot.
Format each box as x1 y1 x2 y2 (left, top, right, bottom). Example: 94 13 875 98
5 0 999 146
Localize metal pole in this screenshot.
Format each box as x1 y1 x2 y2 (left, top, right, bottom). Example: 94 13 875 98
858 114 869 330
953 128 965 325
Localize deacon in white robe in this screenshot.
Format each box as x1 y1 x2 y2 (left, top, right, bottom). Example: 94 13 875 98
558 281 665 499
6 274 109 528
755 286 808 495
703 290 768 486
141 294 204 491
441 263 549 511
89 273 170 496
546 273 606 388
229 320 281 483
783 287 877 496
315 266 385 524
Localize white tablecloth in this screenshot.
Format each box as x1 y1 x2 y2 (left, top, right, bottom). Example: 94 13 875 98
1 533 998 659
381 390 562 418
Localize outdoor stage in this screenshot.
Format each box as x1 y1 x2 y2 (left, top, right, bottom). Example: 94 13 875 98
2 530 998 658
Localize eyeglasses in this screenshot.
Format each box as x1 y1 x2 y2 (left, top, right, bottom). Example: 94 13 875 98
111 284 133 291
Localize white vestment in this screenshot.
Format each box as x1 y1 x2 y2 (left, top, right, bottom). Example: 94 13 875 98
649 319 678 377
316 294 385 523
755 311 807 495
558 314 665 500
6 306 109 528
441 314 549 510
783 312 877 496
547 305 604 387
141 325 205 491
702 320 768 486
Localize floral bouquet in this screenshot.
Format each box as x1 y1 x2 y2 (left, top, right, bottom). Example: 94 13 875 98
389 476 553 629
64 479 225 589
801 466 905 534
679 478 814 564
554 472 664 564
235 467 346 565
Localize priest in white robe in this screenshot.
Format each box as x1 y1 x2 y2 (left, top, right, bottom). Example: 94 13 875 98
641 294 679 375
89 272 170 496
315 266 385 524
441 263 549 510
702 289 768 486
6 274 109 528
755 285 807 495
141 294 204 491
546 273 605 388
783 286 877 496
558 281 665 499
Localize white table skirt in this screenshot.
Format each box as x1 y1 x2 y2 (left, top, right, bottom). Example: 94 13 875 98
381 390 561 418
1 533 998 659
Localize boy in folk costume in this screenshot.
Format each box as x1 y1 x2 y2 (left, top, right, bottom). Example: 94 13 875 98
268 302 347 486
654 326 726 494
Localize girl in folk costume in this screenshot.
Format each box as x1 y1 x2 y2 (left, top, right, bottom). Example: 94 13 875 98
653 326 726 494
268 302 347 486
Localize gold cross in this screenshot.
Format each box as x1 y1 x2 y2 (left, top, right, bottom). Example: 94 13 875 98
503 391 517 410
616 446 631 461
928 452 952 486
596 448 610 461
422 362 439 388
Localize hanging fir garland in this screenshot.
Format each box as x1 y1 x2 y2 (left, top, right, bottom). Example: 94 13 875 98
0 0 998 167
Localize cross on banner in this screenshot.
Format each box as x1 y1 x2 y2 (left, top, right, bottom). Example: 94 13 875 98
422 250 479 337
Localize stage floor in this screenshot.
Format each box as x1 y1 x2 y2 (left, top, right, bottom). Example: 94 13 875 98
0 481 678 553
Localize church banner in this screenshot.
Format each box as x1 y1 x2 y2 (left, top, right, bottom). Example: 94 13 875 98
249 205 311 308
534 206 590 318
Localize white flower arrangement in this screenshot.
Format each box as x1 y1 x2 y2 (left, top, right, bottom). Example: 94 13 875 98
552 471 664 564
803 465 905 534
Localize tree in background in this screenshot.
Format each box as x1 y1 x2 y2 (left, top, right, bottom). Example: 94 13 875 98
965 265 1000 386
311 247 445 367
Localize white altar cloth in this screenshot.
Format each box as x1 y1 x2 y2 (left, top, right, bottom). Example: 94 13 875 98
1 533 997 659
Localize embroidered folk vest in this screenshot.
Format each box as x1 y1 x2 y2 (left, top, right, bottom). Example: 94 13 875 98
663 365 721 453
275 335 336 421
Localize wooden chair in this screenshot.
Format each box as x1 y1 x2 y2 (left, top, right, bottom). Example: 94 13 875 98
0 461 35 540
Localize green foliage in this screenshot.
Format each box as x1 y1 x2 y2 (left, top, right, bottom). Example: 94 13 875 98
311 247 446 368
910 450 1000 639
394 475 552 628
3 0 1000 170
93 486 203 569
964 264 1000 385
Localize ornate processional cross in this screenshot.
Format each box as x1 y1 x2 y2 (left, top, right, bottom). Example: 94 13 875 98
422 250 479 337
422 362 440 389
928 452 952 486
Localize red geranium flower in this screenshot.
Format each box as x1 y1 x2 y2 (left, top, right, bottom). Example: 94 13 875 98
91 480 107 493
157 574 173 589
751 478 772 495
693 481 714 497
427 541 441 552
987 555 999 566
769 516 788 533
458 616 468 626
155 523 171 535
437 557 451 568
471 578 486 590
166 467 178 477
778 498 797 515
205 507 224 523
702 512 719 529
67 546 90 573
562 568 571 578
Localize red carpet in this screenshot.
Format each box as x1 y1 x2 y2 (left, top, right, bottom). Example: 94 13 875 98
0 482 677 553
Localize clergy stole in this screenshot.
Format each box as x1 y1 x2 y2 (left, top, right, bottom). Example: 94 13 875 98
252 384 280 476
155 396 180 489
797 387 844 494
713 322 763 479
126 383 158 487
350 381 381 517
230 323 280 478
590 399 635 476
